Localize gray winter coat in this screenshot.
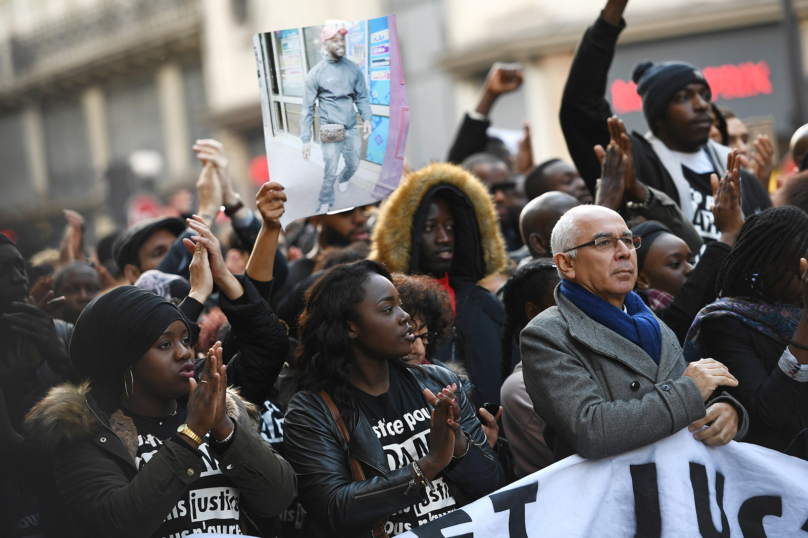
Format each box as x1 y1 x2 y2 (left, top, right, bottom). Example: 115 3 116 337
521 286 748 461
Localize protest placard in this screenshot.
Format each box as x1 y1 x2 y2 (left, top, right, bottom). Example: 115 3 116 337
254 15 408 227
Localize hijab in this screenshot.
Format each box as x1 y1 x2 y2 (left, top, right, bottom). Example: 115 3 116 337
70 286 190 390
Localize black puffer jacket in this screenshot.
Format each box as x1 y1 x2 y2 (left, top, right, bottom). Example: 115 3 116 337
283 364 505 537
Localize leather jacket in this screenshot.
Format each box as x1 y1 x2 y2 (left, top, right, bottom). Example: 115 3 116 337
284 364 505 537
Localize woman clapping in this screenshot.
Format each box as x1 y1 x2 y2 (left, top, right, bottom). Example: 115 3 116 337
284 260 504 537
25 219 296 537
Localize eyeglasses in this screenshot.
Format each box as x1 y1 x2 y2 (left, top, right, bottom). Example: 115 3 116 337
414 331 438 345
564 235 641 253
486 182 517 195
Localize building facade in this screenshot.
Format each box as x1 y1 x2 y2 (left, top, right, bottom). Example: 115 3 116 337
0 0 806 252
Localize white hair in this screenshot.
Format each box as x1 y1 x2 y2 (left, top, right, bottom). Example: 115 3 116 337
549 205 592 279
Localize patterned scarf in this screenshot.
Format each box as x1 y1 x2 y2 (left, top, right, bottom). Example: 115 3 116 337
560 280 662 364
684 297 802 362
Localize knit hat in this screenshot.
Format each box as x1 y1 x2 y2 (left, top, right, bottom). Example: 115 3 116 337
70 286 189 387
631 221 673 273
632 60 709 130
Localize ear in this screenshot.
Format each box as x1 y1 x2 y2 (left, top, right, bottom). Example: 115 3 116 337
528 233 549 257
124 264 142 285
346 320 360 340
553 252 575 280
525 301 542 322
636 270 651 290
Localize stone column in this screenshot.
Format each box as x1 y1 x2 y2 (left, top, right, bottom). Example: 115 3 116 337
82 85 110 175
21 103 48 196
156 63 190 183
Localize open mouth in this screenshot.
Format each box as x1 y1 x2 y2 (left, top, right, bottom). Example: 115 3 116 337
402 325 415 341
436 250 453 260
179 362 195 379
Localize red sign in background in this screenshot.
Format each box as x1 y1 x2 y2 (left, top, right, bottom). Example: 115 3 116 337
611 60 773 114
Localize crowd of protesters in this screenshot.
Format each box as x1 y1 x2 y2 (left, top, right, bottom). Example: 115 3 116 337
6 0 808 535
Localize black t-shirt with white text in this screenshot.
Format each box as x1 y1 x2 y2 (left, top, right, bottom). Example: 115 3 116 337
684 165 719 243
122 407 243 537
350 367 457 536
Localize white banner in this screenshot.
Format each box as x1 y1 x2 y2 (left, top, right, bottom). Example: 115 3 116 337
399 429 808 537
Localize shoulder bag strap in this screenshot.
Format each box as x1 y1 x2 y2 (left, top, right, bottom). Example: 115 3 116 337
317 390 389 538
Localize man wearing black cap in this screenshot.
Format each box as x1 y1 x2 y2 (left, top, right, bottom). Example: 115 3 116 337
560 0 770 246
113 216 186 284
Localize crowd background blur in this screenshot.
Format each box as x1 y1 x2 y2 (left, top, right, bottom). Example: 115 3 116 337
1 0 806 251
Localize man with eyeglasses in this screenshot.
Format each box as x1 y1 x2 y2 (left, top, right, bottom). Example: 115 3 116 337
520 204 748 462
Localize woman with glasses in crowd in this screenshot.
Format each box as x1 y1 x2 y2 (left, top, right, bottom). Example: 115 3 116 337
284 260 504 537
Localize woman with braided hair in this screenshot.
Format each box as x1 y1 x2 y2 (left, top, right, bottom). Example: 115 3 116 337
499 259 558 478
685 206 808 459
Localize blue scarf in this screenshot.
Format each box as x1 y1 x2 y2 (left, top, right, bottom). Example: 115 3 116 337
560 280 662 364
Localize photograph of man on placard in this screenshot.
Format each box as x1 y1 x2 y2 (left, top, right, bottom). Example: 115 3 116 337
300 25 372 214
254 15 409 228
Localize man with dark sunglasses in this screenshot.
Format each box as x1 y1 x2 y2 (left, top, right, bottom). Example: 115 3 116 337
462 152 525 250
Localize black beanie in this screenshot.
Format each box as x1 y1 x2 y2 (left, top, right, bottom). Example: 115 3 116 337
631 221 673 273
632 60 709 130
69 286 189 389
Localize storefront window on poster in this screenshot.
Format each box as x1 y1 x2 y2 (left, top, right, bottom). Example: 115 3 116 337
368 17 391 106
274 29 305 97
303 25 325 74
346 20 367 77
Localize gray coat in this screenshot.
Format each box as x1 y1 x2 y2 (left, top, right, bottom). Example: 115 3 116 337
521 286 748 461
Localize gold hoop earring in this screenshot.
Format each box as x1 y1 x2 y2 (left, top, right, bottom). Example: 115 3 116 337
124 370 134 398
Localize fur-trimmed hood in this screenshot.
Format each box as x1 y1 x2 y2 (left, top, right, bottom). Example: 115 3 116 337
370 162 507 281
24 382 257 460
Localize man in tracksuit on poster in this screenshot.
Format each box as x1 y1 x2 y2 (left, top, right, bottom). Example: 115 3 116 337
300 25 372 214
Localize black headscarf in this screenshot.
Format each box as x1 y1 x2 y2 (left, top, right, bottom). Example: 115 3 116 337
631 221 673 273
70 286 190 389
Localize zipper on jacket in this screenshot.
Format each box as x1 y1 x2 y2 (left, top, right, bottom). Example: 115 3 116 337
355 480 411 499
351 452 387 476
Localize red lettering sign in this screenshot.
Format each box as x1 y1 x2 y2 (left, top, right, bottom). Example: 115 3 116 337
610 60 773 114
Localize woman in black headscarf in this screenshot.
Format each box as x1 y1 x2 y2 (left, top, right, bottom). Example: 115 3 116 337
24 224 296 538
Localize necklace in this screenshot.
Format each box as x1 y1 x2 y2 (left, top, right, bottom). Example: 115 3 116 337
122 406 179 426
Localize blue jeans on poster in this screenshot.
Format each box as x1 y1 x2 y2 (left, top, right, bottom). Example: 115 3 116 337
319 125 361 206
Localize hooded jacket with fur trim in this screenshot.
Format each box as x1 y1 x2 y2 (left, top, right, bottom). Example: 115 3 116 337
371 162 508 405
24 382 297 538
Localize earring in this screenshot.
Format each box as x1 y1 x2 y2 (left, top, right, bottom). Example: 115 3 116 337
124 370 134 398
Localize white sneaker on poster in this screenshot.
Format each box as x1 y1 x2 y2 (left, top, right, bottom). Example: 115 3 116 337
338 181 349 193
317 203 331 214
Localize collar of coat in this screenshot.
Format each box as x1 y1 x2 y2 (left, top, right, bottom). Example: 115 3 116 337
24 381 254 462
552 285 684 382
369 162 507 281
